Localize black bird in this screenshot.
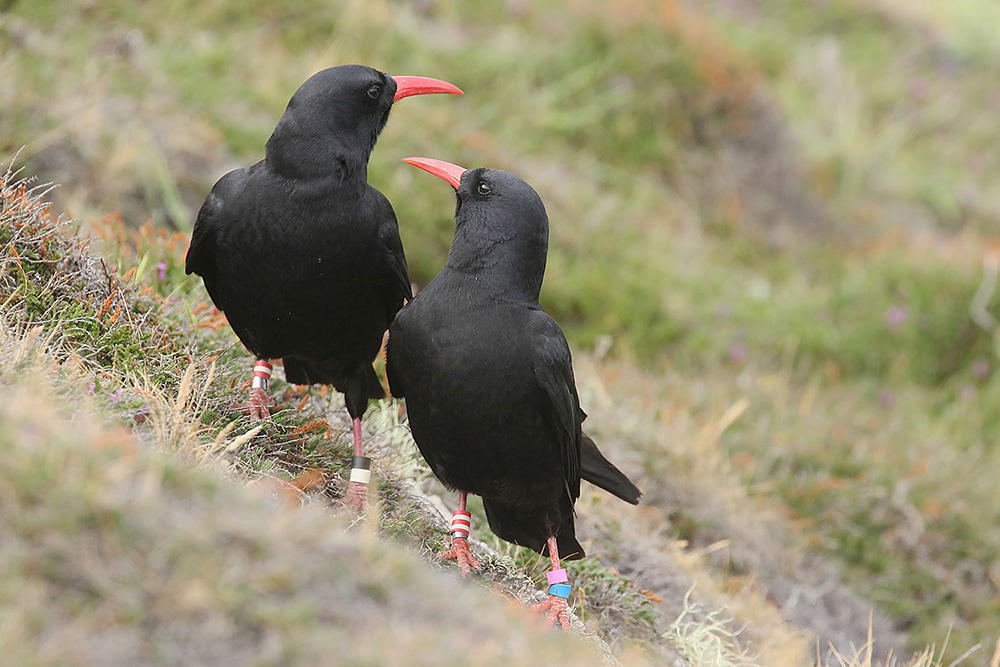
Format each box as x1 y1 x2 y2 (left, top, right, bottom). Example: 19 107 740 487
386 157 641 628
185 65 462 509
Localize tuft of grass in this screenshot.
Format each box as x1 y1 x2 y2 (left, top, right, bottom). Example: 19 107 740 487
818 617 995 667
0 163 191 388
664 587 757 667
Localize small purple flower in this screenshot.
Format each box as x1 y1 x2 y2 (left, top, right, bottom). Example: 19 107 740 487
728 342 747 365
110 388 124 403
885 306 909 328
878 389 894 409
87 381 95 393
157 262 167 280
972 358 991 382
133 404 150 424
908 79 929 102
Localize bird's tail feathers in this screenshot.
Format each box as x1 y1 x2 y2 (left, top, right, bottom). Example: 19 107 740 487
580 432 642 505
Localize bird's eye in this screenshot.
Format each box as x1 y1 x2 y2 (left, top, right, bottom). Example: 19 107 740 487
367 84 382 99
477 182 492 196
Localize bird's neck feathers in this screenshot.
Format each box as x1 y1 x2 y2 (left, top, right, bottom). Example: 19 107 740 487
265 111 374 184
444 215 548 303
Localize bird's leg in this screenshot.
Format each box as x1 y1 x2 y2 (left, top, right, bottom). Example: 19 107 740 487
438 491 479 576
343 417 370 512
236 359 277 420
532 536 572 630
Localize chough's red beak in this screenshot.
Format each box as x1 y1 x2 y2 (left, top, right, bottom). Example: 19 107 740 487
401 157 467 190
392 76 463 102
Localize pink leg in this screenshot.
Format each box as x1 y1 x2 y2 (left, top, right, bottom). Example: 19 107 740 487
532 536 571 630
236 359 277 420
439 491 480 576
343 418 370 511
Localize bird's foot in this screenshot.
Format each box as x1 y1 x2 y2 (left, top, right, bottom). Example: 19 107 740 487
438 536 480 577
342 480 368 513
532 594 571 630
235 387 277 420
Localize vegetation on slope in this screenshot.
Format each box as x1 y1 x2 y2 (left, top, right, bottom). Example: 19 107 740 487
0 334 602 667
2 0 1000 663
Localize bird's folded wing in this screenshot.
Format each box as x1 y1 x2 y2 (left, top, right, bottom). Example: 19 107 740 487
185 193 222 279
377 207 413 321
530 316 583 502
185 164 256 282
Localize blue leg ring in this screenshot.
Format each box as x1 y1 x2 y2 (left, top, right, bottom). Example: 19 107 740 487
549 583 572 599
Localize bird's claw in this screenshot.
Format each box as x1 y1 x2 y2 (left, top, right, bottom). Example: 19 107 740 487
236 387 277 420
342 480 368 513
439 536 480 576
532 595 571 630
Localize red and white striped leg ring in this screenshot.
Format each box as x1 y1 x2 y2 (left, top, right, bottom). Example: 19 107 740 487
251 360 273 390
450 509 472 539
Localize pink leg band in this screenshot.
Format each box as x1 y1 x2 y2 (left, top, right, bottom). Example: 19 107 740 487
450 509 472 539
546 568 568 585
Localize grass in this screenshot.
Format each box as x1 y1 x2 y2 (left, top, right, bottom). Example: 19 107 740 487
664 587 755 666
2 0 1000 663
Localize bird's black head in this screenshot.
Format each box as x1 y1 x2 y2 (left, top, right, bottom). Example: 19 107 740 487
403 158 549 302
266 65 461 182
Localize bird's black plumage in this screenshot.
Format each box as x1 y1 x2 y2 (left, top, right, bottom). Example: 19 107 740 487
186 65 428 419
387 164 641 560
580 432 641 505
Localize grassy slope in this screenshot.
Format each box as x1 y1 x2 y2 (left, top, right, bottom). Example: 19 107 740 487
0 337 605 667
2 0 1000 663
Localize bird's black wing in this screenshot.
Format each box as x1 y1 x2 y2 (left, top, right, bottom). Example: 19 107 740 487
373 191 412 322
529 309 582 502
185 163 257 303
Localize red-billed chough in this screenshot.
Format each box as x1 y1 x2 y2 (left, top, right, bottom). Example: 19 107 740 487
386 158 641 628
185 65 462 510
